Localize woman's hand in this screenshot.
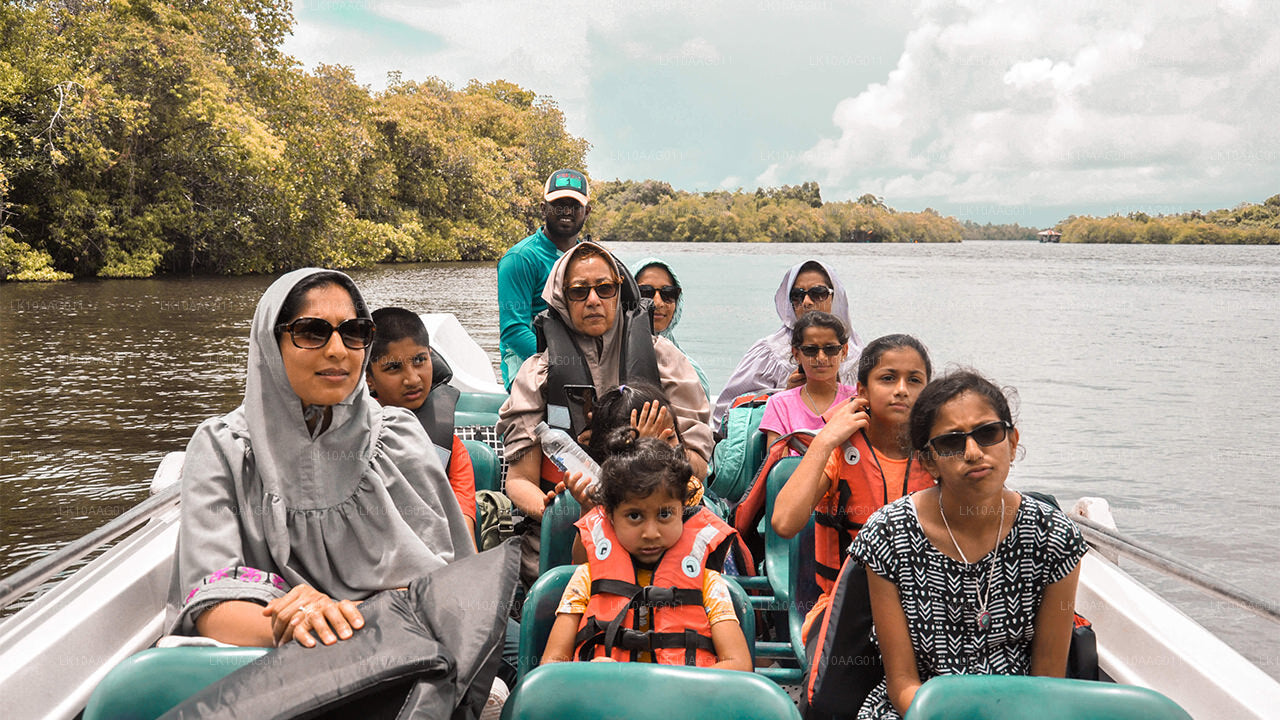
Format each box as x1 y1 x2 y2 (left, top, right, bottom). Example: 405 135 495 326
631 401 678 447
263 584 364 648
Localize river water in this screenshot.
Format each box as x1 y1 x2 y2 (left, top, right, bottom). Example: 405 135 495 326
2 241 1278 676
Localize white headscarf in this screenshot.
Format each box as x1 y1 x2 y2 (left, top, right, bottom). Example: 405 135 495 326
711 260 864 429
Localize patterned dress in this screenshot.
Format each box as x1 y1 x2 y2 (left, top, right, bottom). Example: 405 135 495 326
848 493 1086 720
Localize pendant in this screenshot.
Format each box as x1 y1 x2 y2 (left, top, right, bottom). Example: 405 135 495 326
976 610 991 630
843 443 860 465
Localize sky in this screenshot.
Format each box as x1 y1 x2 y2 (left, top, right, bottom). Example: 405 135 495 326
282 0 1280 227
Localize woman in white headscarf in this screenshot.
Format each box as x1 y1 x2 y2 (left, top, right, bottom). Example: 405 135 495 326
711 260 864 432
167 268 474 648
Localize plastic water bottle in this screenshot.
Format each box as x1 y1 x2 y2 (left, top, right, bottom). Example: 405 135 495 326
534 422 601 491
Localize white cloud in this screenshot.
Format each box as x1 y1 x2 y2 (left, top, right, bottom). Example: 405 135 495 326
778 0 1280 209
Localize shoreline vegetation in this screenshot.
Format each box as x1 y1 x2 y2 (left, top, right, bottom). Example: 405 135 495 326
3 4 1278 283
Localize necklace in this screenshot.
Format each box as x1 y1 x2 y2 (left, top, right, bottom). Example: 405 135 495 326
938 491 1005 631
802 385 832 416
860 428 912 506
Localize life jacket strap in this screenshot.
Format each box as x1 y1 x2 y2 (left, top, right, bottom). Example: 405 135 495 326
574 617 714 665
813 511 864 532
589 579 703 608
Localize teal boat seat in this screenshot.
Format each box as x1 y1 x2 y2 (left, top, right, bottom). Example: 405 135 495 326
729 455 808 684
455 391 506 427
462 438 501 494
457 391 507 415
905 675 1193 720
502 662 801 720
516 561 756 681
537 491 582 576
83 646 270 720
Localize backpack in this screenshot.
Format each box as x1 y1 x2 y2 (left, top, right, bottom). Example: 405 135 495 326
475 490 516 551
707 392 774 504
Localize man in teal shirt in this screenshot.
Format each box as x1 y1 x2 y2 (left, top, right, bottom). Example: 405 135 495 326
498 169 591 389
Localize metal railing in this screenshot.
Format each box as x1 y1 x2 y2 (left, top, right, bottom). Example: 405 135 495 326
1071 512 1280 625
0 484 180 611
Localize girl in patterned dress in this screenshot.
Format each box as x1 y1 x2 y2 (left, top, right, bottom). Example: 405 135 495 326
849 370 1086 719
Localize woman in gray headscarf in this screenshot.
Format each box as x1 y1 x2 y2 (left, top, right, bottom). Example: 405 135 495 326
711 259 864 432
167 268 474 648
499 243 713 522
634 257 711 400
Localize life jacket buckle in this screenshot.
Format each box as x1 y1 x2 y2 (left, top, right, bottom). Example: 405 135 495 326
616 628 652 651
641 586 676 606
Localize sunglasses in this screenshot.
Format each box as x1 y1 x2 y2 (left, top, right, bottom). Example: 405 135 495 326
789 286 833 304
638 284 681 303
927 421 1013 457
797 343 843 358
276 317 376 350
554 175 584 189
565 281 620 302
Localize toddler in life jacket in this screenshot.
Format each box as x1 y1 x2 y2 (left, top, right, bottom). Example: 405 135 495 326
540 427 752 670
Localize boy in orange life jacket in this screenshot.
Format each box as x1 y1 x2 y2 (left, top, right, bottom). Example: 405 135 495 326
365 307 477 545
540 427 751 670
771 335 936 645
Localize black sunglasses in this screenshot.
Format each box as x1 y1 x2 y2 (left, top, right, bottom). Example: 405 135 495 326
276 317 376 350
565 281 620 302
789 286 833 304
638 284 681 303
797 343 843 358
927 421 1013 457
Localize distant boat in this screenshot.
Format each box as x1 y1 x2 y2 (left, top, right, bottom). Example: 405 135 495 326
1038 229 1062 243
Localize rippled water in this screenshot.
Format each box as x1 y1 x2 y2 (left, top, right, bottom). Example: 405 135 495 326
2 241 1278 676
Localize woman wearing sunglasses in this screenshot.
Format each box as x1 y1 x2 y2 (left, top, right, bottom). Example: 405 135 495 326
634 257 711 400
711 260 863 432
499 243 713 586
846 370 1085 719
167 268 482 650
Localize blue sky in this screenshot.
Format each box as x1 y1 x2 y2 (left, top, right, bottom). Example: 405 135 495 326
283 0 1280 227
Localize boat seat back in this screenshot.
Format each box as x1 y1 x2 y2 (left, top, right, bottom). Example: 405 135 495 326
728 455 810 685
455 391 506 428
462 438 501 494
537 491 582 576
906 675 1192 720
83 646 270 720
516 564 756 681
504 662 801 720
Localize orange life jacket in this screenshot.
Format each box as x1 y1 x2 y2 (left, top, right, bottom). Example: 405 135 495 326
812 430 934 593
573 504 735 666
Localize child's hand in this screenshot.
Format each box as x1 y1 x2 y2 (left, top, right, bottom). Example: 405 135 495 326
818 398 870 444
784 369 805 390
631 401 677 447
564 471 596 509
589 657 618 662
542 481 566 507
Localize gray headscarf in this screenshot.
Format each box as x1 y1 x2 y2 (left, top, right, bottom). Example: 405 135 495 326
168 268 473 634
634 257 710 399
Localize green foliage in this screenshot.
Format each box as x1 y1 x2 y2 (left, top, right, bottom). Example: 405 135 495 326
960 221 1040 242
0 1 589 280
589 180 962 244
1057 200 1280 245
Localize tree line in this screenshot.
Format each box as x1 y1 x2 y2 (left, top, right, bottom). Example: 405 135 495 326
1 0 587 281
1055 197 1280 244
586 181 964 245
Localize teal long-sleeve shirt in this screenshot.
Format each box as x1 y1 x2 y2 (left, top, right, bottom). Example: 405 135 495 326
498 228 565 389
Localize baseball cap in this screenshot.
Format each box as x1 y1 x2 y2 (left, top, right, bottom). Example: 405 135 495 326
544 169 589 204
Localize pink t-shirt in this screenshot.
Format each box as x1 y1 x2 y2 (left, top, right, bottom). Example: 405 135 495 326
758 384 856 437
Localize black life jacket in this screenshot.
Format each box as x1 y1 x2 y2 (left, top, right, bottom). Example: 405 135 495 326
535 264 659 438
412 347 459 471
